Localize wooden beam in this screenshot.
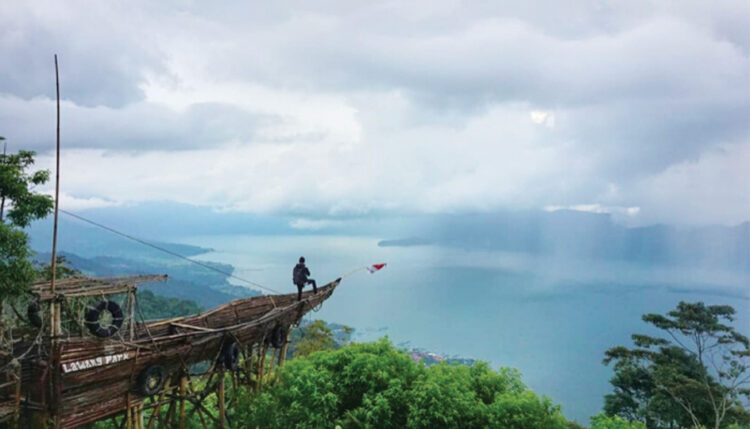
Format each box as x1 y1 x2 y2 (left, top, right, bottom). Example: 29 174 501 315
170 323 216 332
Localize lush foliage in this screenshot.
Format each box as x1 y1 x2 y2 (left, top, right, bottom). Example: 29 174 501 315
603 301 750 429
287 319 353 358
589 413 646 429
34 255 83 282
0 224 36 301
0 146 53 302
0 148 53 227
136 289 203 319
234 339 569 429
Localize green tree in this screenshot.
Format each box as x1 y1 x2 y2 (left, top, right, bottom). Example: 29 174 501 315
0 148 53 227
136 290 203 319
603 302 750 429
234 339 569 429
35 255 82 282
0 225 36 301
293 319 339 357
0 146 53 302
285 319 353 360
589 413 646 429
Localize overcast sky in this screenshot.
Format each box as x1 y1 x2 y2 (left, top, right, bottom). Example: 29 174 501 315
1 0 748 226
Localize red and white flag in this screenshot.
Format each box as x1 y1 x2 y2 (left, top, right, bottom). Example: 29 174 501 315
366 263 387 273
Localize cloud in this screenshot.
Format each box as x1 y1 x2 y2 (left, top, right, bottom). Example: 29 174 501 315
289 218 345 231
625 141 750 225
0 1 165 107
530 110 555 128
0 0 748 225
54 193 121 211
0 95 276 151
544 204 640 217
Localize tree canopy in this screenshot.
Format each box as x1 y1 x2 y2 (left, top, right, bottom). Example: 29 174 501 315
0 146 53 301
603 301 750 429
0 148 53 227
234 339 570 429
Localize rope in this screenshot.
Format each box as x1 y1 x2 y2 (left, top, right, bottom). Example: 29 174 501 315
0 312 45 373
340 266 367 279
60 209 283 300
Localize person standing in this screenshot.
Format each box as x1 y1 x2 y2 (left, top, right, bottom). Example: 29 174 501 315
293 256 317 301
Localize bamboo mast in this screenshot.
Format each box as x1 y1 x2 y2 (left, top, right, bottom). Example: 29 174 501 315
0 139 6 222
47 54 62 429
50 54 62 338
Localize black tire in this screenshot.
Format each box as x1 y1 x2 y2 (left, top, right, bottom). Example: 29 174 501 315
84 300 124 338
269 325 287 349
27 301 43 328
137 365 165 396
222 341 240 370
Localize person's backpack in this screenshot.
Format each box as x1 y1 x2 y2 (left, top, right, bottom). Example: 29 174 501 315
293 264 306 284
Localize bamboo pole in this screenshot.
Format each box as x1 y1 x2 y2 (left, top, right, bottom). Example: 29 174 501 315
266 347 277 383
164 392 176 426
256 345 267 391
279 328 291 367
13 372 20 429
0 139 6 221
128 289 135 340
49 54 61 338
140 404 145 429
217 371 225 429
179 375 186 429
145 380 170 429
125 394 131 429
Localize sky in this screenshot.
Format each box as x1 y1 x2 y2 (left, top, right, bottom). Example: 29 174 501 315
0 0 748 227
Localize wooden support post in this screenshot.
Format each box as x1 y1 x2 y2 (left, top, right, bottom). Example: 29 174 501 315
145 380 170 429
266 347 277 383
256 345 267 391
218 370 226 429
136 404 144 429
243 344 255 385
185 378 210 429
279 329 291 367
13 373 21 429
29 411 49 429
164 389 177 426
179 375 187 429
128 289 135 340
125 394 132 429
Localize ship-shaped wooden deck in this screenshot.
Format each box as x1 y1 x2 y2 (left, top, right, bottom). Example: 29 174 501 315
1 274 341 428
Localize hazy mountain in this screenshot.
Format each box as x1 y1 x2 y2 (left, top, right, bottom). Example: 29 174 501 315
379 211 750 271
29 202 749 275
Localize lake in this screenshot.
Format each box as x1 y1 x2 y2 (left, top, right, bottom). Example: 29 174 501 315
177 234 750 424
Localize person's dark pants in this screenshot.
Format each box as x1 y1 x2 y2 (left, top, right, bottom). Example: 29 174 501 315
296 279 317 301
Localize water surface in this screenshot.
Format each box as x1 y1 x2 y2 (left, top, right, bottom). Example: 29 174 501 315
178 234 750 423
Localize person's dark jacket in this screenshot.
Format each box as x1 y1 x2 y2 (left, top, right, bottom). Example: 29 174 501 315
293 263 310 285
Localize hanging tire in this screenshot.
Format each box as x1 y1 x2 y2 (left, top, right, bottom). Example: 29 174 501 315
222 341 240 370
27 301 43 328
269 325 287 349
137 365 165 396
84 300 124 338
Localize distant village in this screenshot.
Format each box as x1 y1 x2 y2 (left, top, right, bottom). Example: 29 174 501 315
407 349 476 366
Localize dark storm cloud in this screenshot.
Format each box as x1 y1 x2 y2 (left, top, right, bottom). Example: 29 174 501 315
0 1 163 108
0 96 273 151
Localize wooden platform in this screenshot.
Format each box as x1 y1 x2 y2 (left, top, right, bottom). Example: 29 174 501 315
29 275 167 301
